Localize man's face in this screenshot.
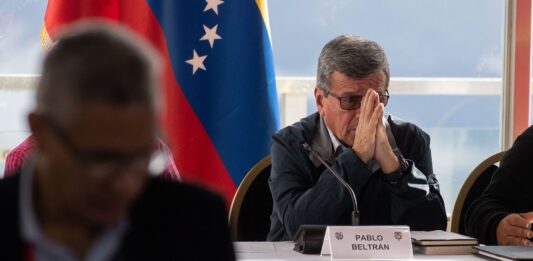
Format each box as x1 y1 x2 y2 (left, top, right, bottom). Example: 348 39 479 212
316 71 387 147
34 102 156 226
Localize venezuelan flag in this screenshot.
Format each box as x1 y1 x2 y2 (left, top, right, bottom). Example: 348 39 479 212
41 0 280 204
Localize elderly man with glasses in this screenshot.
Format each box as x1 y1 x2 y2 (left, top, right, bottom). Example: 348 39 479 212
267 35 447 241
0 23 234 260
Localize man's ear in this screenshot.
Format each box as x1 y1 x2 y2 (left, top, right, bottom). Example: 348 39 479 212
315 87 325 116
28 112 46 152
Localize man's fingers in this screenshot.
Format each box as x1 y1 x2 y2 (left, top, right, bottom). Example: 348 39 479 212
374 104 386 145
504 225 533 239
371 103 384 126
368 89 378 112
520 212 533 223
364 89 378 120
501 235 531 246
498 214 533 246
508 214 531 229
360 89 373 121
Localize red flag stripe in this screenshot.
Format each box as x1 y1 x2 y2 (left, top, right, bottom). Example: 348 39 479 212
43 0 237 203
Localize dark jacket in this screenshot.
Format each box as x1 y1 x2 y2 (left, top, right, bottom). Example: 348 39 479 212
0 174 235 260
466 125 533 245
267 113 447 241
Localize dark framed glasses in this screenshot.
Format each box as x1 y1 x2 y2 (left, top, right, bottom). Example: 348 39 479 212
324 89 389 110
42 115 158 180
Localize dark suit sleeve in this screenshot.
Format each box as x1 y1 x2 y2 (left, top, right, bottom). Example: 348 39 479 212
386 122 447 231
269 135 374 240
466 128 533 244
0 175 23 260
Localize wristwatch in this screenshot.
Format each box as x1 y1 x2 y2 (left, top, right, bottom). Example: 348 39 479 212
382 154 409 184
397 154 409 173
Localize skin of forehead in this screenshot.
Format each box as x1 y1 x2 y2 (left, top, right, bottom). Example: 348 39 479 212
330 71 386 95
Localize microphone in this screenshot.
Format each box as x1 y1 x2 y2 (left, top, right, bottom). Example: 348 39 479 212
302 143 360 226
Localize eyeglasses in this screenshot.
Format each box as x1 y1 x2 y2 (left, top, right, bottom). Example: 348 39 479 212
324 89 389 110
43 115 159 180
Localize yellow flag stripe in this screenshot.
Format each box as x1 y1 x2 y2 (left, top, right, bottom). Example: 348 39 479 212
255 0 272 41
40 24 54 51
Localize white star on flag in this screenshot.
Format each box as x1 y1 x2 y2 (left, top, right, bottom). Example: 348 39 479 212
200 25 222 48
185 49 207 75
203 0 224 15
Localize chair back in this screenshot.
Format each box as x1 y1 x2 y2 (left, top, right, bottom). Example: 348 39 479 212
450 151 506 234
229 156 272 241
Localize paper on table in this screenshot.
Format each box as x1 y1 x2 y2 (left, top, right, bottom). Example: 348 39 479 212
233 242 278 253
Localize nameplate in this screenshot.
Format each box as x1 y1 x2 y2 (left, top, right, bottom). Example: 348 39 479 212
320 226 412 260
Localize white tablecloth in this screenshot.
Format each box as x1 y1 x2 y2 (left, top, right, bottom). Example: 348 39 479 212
234 241 484 261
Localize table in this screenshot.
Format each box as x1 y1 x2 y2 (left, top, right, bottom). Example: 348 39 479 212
235 242 485 261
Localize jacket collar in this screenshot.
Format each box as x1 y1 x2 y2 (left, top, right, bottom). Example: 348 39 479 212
307 116 336 167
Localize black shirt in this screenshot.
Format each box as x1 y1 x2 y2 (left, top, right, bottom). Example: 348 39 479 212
466 125 533 245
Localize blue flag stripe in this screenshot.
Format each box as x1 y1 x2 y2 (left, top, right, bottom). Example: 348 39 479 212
146 0 280 185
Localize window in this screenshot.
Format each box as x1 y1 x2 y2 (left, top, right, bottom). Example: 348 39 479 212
0 0 47 173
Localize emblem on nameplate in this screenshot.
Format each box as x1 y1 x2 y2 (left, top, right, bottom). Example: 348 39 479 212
394 232 402 241
335 232 344 240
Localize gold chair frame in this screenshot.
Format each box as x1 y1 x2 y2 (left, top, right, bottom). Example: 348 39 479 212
228 155 271 240
450 151 506 233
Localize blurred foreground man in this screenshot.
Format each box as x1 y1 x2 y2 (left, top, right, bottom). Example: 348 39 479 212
268 35 447 241
467 126 533 246
0 23 234 260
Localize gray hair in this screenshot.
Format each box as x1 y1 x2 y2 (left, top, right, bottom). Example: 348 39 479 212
317 35 390 92
36 21 161 123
